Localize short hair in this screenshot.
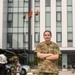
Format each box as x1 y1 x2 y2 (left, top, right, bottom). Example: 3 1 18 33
43 30 52 35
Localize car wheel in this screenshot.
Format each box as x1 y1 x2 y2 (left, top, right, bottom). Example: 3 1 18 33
20 68 27 75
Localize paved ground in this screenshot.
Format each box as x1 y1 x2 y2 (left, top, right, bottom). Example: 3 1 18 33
17 71 75 75
27 69 75 75
59 71 75 75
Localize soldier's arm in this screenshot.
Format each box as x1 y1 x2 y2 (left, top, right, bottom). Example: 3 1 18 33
9 57 13 61
46 44 62 60
37 52 53 59
46 54 59 60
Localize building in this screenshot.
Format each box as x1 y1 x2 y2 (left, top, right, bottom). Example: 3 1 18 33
0 0 75 69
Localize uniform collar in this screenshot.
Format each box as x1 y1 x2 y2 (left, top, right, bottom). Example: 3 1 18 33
44 41 52 45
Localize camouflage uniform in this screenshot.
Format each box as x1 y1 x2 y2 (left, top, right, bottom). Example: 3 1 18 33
9 55 19 75
35 41 62 75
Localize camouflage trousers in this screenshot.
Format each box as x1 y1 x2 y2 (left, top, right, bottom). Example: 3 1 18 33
11 65 16 75
11 70 16 75
37 72 58 75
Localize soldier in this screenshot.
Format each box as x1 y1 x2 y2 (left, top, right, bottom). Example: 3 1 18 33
9 52 19 75
34 30 62 75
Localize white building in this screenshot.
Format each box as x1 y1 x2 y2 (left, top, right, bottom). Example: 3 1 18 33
0 0 75 69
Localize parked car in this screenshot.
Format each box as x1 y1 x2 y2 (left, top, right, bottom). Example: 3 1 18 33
5 64 31 75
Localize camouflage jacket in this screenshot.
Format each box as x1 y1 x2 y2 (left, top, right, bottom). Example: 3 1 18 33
9 55 19 65
34 41 62 73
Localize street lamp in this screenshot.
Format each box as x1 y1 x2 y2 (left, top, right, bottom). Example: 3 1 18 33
28 0 32 51
23 0 32 51
23 0 32 64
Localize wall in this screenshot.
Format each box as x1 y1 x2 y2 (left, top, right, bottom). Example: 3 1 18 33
0 0 7 49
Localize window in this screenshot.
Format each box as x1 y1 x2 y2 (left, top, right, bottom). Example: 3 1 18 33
67 32 73 47
24 1 28 7
8 3 13 7
7 13 13 27
35 0 39 1
18 34 23 48
13 1 18 8
67 0 72 6
35 13 40 22
45 12 51 27
12 34 18 48
19 1 23 7
34 32 40 43
7 22 12 28
8 13 13 22
56 22 62 27
67 32 73 42
56 0 61 6
8 0 13 3
67 27 72 32
24 33 28 43
35 0 40 7
19 13 23 27
45 0 50 7
7 33 12 43
24 0 28 1
56 12 61 22
67 11 72 26
13 13 18 27
35 12 40 27
56 32 62 42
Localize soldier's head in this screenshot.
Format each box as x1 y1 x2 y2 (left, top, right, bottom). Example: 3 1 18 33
43 30 52 42
13 52 18 56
